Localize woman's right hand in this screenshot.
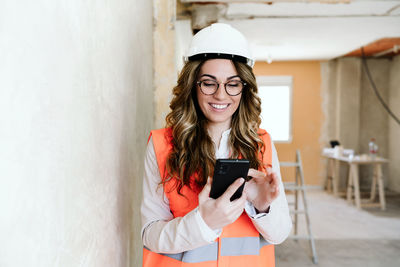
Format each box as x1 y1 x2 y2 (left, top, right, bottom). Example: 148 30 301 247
198 177 247 230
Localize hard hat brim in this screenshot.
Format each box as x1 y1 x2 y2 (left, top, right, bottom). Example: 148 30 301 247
186 53 254 68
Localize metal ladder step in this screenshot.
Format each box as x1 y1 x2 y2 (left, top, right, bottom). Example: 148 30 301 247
280 162 300 167
285 185 307 191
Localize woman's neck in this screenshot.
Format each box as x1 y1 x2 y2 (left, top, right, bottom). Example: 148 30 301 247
207 121 231 148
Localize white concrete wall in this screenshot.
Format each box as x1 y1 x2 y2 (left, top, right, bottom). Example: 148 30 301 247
388 55 400 192
0 1 153 266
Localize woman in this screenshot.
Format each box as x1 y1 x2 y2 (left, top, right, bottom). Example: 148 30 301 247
141 23 292 267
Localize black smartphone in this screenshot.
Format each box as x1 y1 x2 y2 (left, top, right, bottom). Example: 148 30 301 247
210 159 250 201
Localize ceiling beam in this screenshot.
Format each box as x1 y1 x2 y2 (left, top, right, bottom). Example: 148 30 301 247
180 0 351 3
226 2 400 18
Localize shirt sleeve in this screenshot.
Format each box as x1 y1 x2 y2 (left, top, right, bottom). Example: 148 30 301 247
244 141 292 244
141 137 220 254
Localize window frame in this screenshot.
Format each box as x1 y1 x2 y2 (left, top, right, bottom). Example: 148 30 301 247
256 75 293 143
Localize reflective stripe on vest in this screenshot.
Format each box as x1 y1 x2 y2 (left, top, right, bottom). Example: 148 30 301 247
221 236 271 256
144 236 271 263
150 242 218 263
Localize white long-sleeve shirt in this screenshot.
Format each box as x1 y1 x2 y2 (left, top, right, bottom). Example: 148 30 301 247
141 129 292 254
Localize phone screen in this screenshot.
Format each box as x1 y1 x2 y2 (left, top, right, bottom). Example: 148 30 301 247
210 159 250 201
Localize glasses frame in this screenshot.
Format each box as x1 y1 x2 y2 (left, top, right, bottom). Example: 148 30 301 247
196 79 247 96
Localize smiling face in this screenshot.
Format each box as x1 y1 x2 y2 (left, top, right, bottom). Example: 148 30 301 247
196 59 242 130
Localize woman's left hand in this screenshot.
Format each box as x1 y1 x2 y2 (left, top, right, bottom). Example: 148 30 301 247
244 168 280 212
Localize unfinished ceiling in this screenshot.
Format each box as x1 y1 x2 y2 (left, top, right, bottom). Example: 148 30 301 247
345 37 400 57
177 0 400 62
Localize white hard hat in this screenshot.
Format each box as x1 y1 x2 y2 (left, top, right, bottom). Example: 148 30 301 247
184 23 254 68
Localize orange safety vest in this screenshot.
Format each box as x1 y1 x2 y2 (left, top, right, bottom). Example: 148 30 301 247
143 128 275 267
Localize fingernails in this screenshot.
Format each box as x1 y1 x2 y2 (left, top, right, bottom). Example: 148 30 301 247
239 178 245 183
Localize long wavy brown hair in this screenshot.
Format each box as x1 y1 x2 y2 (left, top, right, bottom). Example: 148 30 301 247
165 59 265 194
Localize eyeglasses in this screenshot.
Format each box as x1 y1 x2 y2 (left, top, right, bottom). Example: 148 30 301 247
196 79 246 96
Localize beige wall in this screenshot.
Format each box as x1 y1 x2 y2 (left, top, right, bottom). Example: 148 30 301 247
0 1 153 267
254 61 323 185
359 58 390 186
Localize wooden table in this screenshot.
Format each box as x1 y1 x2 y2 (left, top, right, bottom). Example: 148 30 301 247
323 154 388 210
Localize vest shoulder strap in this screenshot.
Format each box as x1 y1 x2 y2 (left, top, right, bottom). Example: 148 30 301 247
148 128 173 180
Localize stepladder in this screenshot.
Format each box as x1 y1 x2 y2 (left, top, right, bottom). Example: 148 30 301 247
281 150 318 264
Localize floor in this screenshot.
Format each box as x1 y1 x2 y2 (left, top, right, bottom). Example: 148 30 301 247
275 189 400 267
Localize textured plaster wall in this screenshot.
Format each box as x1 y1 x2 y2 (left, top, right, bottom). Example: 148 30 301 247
153 0 177 129
336 58 362 189
320 60 338 186
0 1 153 267
359 59 390 186
388 56 400 192
320 60 338 146
336 58 362 150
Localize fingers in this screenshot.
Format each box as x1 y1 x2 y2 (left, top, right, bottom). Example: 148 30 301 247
248 168 265 179
248 168 280 197
266 167 273 176
199 176 212 201
199 177 246 229
231 188 247 207
220 178 245 202
261 171 279 195
249 167 280 185
248 168 269 184
206 175 212 187
269 172 280 192
267 173 280 200
227 191 247 218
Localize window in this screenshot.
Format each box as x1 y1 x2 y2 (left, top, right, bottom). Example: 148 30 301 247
257 76 293 142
